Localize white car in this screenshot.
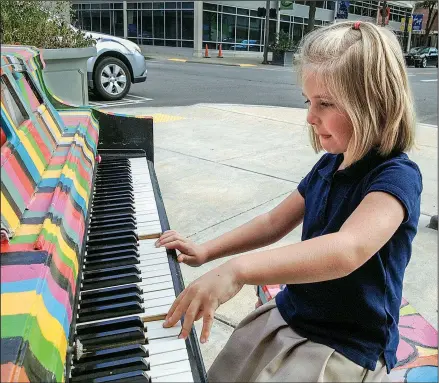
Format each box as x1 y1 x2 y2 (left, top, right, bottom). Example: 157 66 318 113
72 27 147 101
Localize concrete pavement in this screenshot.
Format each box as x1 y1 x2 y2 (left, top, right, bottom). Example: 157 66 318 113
112 103 437 371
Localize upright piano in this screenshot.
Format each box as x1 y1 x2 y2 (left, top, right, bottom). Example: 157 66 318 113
0 46 207 383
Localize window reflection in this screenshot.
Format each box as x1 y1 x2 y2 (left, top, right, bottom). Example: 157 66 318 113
70 1 411 53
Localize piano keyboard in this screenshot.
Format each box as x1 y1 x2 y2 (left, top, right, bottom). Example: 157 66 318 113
68 157 196 383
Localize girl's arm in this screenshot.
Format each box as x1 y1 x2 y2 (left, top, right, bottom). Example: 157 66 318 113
234 191 405 285
164 191 405 343
158 190 305 265
203 190 305 262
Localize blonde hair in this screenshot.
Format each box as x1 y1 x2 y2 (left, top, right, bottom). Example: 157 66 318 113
297 21 416 165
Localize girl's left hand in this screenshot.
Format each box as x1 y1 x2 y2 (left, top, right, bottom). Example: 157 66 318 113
162 261 243 343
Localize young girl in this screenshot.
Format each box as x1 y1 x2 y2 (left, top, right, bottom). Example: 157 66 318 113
156 21 422 382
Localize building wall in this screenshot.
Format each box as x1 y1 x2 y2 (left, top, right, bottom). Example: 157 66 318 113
70 0 414 55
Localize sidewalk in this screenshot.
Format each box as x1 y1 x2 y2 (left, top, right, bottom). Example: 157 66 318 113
141 46 274 67
115 103 437 370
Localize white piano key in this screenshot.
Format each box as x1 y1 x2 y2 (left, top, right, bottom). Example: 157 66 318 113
138 261 170 272
139 257 169 268
142 295 175 309
154 371 194 382
138 248 167 257
147 325 181 341
143 288 176 301
147 338 186 355
140 267 172 280
136 215 161 224
141 280 174 293
139 274 172 286
149 360 192 380
149 349 188 366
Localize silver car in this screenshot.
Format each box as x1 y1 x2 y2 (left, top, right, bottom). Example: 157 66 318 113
72 27 147 101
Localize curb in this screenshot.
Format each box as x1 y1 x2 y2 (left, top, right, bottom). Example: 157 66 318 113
173 58 259 67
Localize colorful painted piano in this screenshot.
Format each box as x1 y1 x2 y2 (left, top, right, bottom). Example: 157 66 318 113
1 46 206 383
258 284 438 382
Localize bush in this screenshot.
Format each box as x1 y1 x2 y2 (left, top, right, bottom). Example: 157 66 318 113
0 0 95 49
269 30 296 53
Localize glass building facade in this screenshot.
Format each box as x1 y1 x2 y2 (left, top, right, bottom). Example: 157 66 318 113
71 1 413 54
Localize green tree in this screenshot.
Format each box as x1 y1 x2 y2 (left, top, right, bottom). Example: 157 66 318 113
0 0 94 48
416 0 438 46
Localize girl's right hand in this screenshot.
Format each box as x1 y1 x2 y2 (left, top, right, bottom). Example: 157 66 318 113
155 230 209 267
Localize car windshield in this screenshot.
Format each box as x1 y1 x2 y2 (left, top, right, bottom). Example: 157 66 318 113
409 47 421 54
419 47 430 54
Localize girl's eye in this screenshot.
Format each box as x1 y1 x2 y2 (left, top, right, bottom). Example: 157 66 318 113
304 99 310 106
320 101 333 108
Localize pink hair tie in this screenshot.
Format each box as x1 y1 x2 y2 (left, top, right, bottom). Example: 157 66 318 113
353 21 361 30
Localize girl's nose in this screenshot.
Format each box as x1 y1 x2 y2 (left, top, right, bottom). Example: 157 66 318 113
306 110 319 126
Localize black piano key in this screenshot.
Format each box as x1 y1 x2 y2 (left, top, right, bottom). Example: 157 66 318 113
86 242 139 255
86 233 138 247
77 371 151 383
83 264 140 278
76 316 144 335
78 297 145 321
71 356 150 377
84 255 140 270
89 215 136 227
93 190 134 200
80 291 143 307
88 228 138 241
75 344 148 363
85 246 138 259
92 198 135 207
88 222 137 235
81 284 142 300
77 326 145 346
70 365 150 382
93 183 133 192
81 272 142 290
92 202 135 213
90 209 136 220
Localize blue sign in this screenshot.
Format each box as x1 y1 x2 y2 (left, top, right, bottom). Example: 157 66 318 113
336 1 350 19
412 14 423 31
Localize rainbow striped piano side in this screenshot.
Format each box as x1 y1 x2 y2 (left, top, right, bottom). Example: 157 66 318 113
1 45 99 382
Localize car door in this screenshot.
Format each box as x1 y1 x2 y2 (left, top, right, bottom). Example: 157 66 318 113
429 48 438 65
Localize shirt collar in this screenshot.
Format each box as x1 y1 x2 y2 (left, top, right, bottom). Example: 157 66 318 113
318 148 391 181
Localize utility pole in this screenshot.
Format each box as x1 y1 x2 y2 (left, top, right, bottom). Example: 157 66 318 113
403 11 410 53
276 0 280 42
407 8 414 52
263 0 270 64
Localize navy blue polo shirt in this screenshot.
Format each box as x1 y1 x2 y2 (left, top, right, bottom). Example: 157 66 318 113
275 148 422 373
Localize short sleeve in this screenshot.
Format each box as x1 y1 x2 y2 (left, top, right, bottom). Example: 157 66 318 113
364 159 423 223
298 154 329 198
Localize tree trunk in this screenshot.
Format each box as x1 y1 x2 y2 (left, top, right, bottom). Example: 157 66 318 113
306 1 317 34
423 8 438 45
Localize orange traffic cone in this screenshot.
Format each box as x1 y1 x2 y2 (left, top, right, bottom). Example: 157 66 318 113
204 44 210 58
217 44 223 58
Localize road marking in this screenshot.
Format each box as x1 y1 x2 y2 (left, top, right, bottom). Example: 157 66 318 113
89 94 153 108
239 64 257 67
420 79 437 82
168 58 187 62
150 113 185 123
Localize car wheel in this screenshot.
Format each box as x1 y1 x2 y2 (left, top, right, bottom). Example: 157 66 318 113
93 57 131 101
421 58 427 68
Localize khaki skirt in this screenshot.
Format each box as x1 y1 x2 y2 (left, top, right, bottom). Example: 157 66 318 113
208 300 390 382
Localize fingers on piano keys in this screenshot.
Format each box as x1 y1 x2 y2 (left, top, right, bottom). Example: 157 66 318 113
69 157 193 383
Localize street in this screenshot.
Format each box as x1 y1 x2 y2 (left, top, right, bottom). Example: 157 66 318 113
90 60 438 126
